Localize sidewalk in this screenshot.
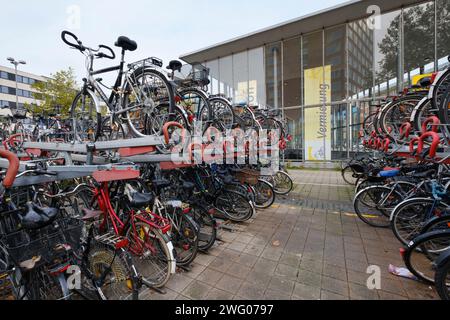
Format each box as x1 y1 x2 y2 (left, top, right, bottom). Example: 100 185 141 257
142 170 438 300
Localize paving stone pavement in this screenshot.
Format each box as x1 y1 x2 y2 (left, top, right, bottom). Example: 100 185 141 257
142 169 439 301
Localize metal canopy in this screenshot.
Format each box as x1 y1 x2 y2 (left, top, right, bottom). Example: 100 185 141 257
180 0 428 63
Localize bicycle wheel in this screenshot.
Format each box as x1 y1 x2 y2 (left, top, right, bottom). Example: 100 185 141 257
70 91 101 142
126 223 173 289
254 180 275 209
170 213 199 267
215 190 254 222
404 230 450 284
188 205 217 252
179 88 212 124
422 215 450 234
353 186 402 228
209 97 235 131
435 255 450 300
97 116 126 141
342 166 359 186
272 171 294 195
437 84 450 140
124 68 176 137
87 244 138 300
380 95 424 140
391 198 449 247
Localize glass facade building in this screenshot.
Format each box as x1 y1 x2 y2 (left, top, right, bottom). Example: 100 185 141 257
182 0 450 161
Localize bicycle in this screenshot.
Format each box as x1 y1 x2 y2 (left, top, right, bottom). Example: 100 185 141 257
61 31 187 144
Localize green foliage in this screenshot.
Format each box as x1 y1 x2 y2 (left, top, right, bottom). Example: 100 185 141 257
377 2 450 83
26 68 78 117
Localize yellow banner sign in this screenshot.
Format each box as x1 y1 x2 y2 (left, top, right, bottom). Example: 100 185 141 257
304 65 331 161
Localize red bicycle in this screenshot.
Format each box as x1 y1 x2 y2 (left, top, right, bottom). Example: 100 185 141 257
80 170 176 289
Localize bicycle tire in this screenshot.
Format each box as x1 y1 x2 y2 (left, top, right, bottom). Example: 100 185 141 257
435 256 450 300
403 230 450 284
170 213 199 267
123 68 177 137
126 223 173 289
69 90 102 143
188 204 217 252
254 179 275 209
391 198 449 246
215 190 254 222
353 186 402 228
272 171 294 195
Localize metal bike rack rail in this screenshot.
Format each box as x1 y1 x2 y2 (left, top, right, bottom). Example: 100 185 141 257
22 135 167 153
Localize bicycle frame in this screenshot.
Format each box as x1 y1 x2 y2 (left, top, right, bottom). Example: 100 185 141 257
91 182 170 256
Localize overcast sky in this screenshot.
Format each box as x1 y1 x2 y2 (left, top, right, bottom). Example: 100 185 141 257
1 0 348 81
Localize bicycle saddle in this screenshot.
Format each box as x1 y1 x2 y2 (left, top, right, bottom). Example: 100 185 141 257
379 170 401 178
166 60 183 72
20 203 59 230
129 192 153 208
115 36 137 52
419 77 432 87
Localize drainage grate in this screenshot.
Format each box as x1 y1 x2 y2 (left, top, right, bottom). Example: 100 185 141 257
277 196 354 213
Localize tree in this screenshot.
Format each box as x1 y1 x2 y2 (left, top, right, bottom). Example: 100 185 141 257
377 3 435 85
27 68 78 117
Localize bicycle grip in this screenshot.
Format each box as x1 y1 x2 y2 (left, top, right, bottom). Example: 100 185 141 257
61 30 83 51
0 149 19 188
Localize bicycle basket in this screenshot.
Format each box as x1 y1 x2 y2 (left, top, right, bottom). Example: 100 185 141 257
235 169 260 186
2 218 83 267
10 107 27 120
174 63 210 87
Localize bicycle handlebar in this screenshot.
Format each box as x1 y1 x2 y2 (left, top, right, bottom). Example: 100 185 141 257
0 149 20 188
61 30 85 52
62 31 116 60
97 45 116 60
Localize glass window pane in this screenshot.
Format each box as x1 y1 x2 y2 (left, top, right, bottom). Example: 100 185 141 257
404 2 435 86
348 19 374 99
331 103 348 160
219 56 233 101
233 52 248 105
283 37 301 107
206 59 219 95
303 31 323 107
265 42 282 109
285 109 302 160
325 25 347 102
375 9 401 96
248 47 266 107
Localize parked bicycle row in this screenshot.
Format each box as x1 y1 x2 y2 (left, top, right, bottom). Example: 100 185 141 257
342 67 450 300
0 32 293 300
